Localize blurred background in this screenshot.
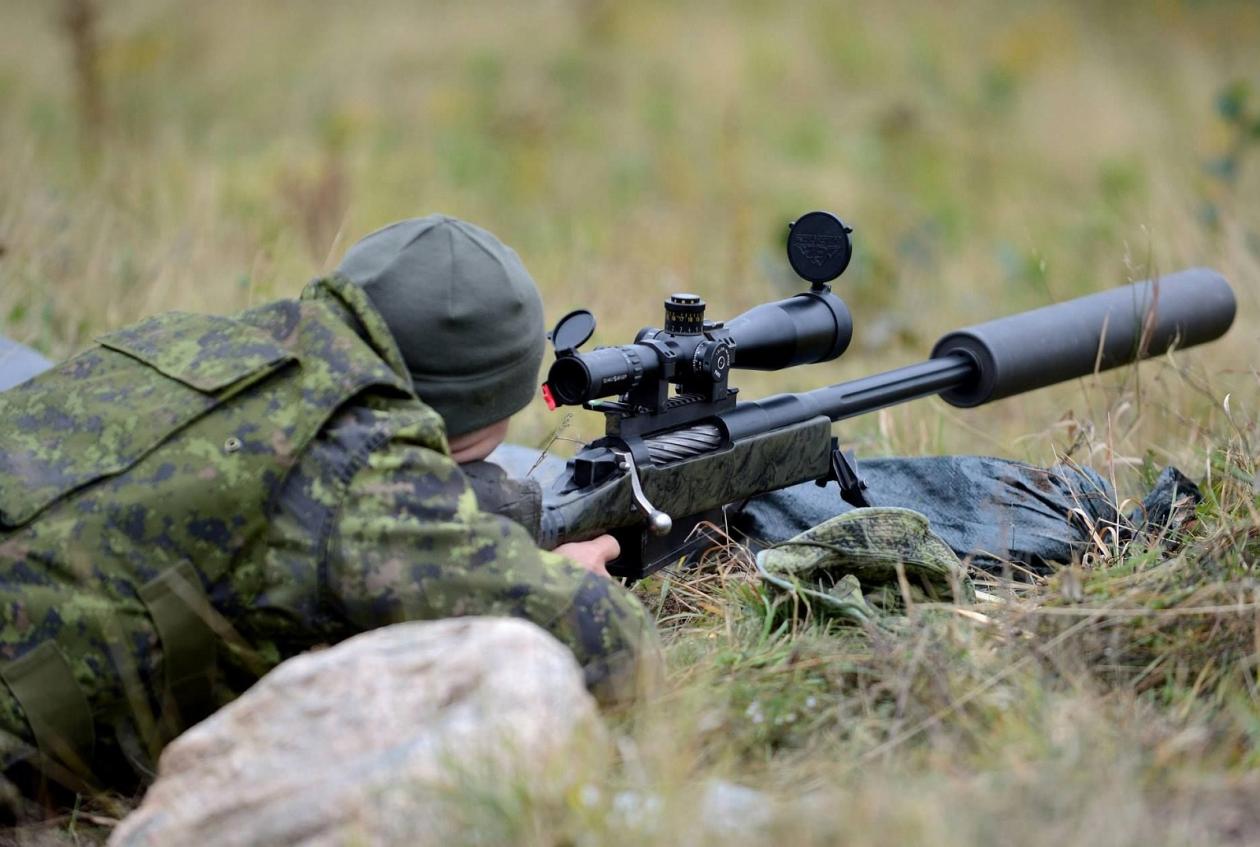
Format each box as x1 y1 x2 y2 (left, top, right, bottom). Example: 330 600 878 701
2 0 1258 476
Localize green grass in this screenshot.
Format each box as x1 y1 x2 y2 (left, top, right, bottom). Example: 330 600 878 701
2 0 1259 843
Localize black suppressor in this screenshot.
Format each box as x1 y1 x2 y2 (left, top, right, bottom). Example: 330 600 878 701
545 288 853 406
932 268 1236 406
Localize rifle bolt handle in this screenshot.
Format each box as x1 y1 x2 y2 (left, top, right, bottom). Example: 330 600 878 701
647 511 673 536
614 449 674 537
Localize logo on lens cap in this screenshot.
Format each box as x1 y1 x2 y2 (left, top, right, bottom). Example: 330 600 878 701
792 233 848 267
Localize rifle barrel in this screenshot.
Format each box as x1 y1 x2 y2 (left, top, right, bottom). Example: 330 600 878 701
719 355 974 441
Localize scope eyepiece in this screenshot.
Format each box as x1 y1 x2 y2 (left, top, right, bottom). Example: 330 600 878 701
547 345 653 406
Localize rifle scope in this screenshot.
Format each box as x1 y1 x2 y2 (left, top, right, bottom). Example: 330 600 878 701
544 289 853 407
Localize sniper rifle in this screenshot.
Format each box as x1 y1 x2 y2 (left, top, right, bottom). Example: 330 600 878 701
536 211 1237 581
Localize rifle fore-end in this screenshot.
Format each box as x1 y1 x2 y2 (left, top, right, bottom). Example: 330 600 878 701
541 416 833 552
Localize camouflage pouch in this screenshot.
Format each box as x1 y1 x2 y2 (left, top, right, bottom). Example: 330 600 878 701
754 507 974 623
0 312 295 530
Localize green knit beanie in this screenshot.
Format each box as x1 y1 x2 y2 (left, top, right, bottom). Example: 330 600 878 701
337 215 546 437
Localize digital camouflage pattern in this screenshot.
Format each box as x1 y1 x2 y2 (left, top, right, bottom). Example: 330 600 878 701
459 459 544 541
755 507 975 623
0 275 652 800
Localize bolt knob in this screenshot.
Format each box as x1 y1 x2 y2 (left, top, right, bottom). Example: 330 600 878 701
648 511 673 536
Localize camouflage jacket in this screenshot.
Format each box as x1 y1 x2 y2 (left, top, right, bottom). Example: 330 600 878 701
0 277 652 797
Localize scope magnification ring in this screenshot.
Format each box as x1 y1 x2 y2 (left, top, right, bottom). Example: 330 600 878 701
624 347 644 387
596 345 644 393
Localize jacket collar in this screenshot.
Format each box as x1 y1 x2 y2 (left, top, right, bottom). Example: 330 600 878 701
300 275 413 389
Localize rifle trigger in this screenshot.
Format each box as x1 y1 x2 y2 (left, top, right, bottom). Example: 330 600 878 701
612 449 673 536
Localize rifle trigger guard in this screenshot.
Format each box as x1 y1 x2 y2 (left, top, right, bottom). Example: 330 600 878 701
612 449 673 536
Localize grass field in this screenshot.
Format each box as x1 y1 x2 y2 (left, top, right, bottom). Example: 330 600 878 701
2 0 1260 843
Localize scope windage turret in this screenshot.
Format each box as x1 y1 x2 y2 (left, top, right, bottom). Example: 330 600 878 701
544 288 854 407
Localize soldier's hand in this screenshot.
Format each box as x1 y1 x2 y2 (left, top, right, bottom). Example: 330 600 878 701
554 535 621 578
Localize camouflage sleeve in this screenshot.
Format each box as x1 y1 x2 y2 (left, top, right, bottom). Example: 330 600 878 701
324 417 656 701
458 458 544 541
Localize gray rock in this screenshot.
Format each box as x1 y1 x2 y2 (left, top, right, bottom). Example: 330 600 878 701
602 779 773 840
109 617 608 847
699 779 775 835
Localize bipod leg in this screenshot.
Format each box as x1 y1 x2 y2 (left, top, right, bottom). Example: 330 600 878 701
819 437 873 508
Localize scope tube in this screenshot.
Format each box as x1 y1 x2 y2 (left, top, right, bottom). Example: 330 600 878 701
724 289 853 370
931 268 1235 407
